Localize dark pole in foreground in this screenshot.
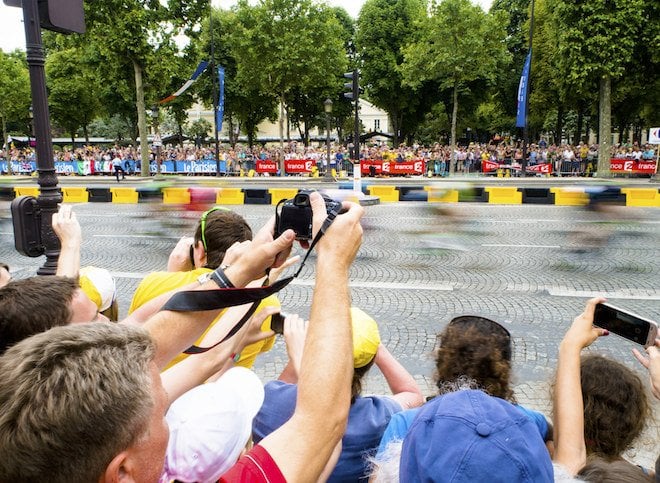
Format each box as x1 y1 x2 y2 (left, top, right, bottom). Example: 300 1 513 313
209 1 220 176
23 0 62 275
521 0 535 178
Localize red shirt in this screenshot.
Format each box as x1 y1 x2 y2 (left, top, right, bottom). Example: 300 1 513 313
219 444 286 483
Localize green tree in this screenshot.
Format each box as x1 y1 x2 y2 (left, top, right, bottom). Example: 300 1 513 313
0 50 30 173
230 0 346 158
554 0 645 176
186 118 212 146
401 0 510 173
356 0 426 146
78 0 207 176
46 49 101 146
193 7 278 149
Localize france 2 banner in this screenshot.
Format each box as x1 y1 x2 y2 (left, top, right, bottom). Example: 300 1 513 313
256 160 278 173
526 163 552 174
284 159 313 174
610 158 656 174
482 160 500 172
361 160 425 175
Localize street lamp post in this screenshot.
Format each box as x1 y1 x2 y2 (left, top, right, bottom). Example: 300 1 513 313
324 98 333 180
151 105 161 175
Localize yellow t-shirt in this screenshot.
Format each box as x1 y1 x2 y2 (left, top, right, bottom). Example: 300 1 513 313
129 268 278 370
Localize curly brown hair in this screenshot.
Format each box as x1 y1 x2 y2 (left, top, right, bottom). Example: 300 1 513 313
434 316 515 403
580 354 650 458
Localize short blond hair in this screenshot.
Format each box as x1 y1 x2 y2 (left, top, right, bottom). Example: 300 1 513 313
0 322 155 482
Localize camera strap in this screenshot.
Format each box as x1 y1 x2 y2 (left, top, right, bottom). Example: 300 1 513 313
162 205 342 355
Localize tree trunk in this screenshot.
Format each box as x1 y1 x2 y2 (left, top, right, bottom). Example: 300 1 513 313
134 59 150 177
83 124 89 144
2 116 11 175
278 95 285 173
391 108 400 148
555 104 564 145
71 132 75 149
449 79 458 175
575 102 584 144
597 75 612 177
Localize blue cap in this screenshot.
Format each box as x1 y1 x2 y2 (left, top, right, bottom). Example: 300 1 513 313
399 390 553 482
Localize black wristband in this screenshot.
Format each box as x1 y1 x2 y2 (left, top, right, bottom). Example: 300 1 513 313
210 265 235 288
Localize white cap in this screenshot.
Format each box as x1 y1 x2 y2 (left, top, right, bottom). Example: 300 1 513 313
78 266 116 312
162 367 265 483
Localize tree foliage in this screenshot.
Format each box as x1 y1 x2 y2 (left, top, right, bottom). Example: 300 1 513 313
0 50 30 145
401 0 510 171
356 0 426 146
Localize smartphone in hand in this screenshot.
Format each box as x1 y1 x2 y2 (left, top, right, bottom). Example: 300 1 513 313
594 303 658 347
270 311 287 335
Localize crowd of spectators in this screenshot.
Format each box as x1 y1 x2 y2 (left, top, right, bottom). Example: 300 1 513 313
0 139 657 177
0 195 658 481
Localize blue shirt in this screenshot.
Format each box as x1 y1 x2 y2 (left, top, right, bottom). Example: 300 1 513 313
253 380 402 482
376 401 549 458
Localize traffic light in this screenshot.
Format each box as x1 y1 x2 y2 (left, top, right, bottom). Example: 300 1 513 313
343 69 359 101
3 0 86 34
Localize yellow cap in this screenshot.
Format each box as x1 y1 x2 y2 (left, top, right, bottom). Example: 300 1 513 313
351 307 381 368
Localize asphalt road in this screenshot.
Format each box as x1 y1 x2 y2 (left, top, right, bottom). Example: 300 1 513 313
1 201 658 466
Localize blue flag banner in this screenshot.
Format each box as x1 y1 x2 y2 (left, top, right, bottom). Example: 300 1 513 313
216 66 225 133
516 51 532 128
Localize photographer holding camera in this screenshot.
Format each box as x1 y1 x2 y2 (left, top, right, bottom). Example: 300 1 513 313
129 207 282 370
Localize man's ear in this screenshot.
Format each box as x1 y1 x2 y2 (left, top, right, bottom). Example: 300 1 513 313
193 240 207 269
102 451 132 482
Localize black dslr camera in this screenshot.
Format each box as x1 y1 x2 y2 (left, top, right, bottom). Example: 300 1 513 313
275 190 343 240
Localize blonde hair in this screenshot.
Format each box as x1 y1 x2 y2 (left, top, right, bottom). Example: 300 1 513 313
0 323 155 482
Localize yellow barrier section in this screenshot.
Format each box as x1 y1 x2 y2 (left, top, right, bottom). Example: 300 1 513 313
331 168 337 177
367 185 399 202
14 187 40 197
216 188 244 205
162 187 191 205
550 187 588 206
247 169 256 177
621 188 660 207
110 187 138 203
269 188 299 205
485 187 522 205
62 187 89 203
424 186 459 203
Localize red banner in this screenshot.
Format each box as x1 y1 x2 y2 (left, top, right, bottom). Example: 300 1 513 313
610 158 656 174
526 163 552 174
360 159 426 175
482 160 500 172
284 159 314 174
256 160 278 173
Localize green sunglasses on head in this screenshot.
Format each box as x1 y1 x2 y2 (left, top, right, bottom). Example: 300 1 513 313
199 206 231 251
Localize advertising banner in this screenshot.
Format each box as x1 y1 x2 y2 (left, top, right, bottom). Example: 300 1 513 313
360 159 426 175
610 158 656 174
256 160 278 173
284 159 314 174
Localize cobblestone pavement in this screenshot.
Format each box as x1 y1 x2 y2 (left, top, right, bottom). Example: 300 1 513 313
1 201 658 467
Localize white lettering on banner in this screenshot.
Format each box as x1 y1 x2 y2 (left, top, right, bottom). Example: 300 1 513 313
289 163 306 170
184 161 217 173
261 163 277 170
639 162 655 170
414 161 422 172
382 162 391 173
55 163 75 174
610 161 624 170
305 161 313 171
624 161 633 171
